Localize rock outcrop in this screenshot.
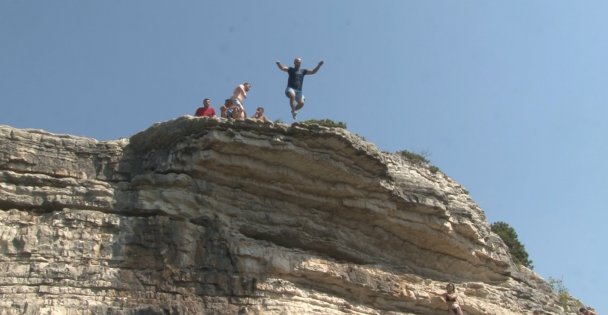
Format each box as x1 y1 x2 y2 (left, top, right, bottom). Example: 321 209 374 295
0 117 579 314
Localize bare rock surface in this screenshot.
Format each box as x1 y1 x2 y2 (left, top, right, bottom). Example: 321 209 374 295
0 118 580 314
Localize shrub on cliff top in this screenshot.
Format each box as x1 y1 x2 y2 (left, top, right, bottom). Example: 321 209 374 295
396 150 441 174
397 149 430 164
548 277 574 309
301 119 347 129
490 221 533 268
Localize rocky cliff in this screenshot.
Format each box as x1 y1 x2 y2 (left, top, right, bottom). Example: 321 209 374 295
0 117 579 314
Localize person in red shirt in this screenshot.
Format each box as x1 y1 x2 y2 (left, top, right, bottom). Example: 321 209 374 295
194 98 216 117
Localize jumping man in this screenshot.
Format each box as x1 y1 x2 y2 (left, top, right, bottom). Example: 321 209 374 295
276 57 324 119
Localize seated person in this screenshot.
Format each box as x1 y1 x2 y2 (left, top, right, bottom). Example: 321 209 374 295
221 99 233 119
220 99 242 120
252 107 270 123
194 98 216 117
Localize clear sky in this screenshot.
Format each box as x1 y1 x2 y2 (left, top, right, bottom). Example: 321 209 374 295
1 1 606 313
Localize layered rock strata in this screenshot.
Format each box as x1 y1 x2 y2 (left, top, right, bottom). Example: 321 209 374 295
0 118 578 314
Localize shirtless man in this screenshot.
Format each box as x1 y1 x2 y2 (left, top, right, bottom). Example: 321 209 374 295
230 82 251 119
276 57 324 119
252 107 269 123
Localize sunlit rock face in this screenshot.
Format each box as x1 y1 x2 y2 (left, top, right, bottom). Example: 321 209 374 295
0 118 576 314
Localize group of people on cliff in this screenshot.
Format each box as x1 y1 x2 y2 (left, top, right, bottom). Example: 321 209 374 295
193 57 324 122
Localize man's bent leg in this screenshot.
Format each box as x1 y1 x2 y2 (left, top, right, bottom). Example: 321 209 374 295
285 88 297 111
289 94 296 112
294 91 305 111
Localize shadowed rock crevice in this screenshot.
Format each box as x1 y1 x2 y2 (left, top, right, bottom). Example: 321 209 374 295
239 226 371 265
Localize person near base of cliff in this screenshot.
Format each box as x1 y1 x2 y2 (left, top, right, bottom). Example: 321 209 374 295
229 82 251 119
579 307 597 315
275 57 324 119
435 283 464 315
194 98 216 117
252 107 269 123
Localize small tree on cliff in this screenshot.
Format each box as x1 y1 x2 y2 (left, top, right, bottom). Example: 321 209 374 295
490 221 533 268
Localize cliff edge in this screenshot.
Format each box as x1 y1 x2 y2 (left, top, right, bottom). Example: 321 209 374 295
0 117 579 314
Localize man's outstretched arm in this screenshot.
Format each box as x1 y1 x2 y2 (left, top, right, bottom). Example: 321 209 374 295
276 61 288 72
307 60 324 74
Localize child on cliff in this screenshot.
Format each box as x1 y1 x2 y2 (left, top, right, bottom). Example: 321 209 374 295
220 99 242 120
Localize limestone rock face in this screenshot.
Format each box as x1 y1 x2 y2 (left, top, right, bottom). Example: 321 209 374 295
0 119 577 314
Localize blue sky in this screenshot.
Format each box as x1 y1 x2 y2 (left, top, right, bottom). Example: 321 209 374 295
1 1 606 313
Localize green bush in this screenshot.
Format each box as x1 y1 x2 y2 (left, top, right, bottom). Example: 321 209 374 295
396 149 430 165
490 221 533 268
548 277 572 308
396 150 441 173
301 119 347 129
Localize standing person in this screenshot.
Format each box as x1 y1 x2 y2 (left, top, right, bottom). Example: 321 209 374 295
194 98 216 117
230 82 251 119
276 57 324 119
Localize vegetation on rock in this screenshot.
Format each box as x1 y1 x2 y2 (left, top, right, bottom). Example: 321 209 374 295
397 149 430 164
548 277 576 309
301 119 347 129
396 149 440 174
490 221 533 268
